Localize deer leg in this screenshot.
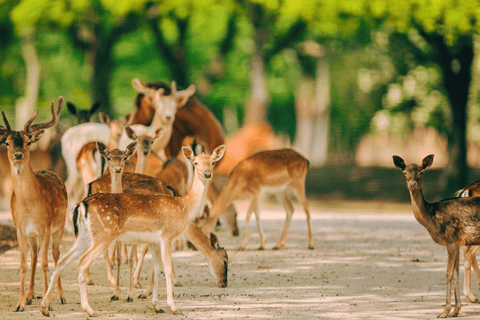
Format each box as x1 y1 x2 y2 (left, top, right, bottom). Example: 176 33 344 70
40 229 51 302
463 246 479 303
138 256 154 299
252 202 265 250
184 224 228 288
452 246 461 317
160 237 180 314
51 228 66 305
111 242 122 301
15 233 28 312
439 246 460 318
103 248 116 286
125 245 136 302
292 182 314 249
150 244 164 314
238 195 259 251
41 231 92 316
122 242 129 264
273 193 294 250
208 181 239 236
77 241 112 317
133 244 149 288
26 237 38 305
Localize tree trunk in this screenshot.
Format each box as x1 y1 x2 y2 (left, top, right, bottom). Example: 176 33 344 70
245 53 269 124
90 43 113 116
432 36 473 196
16 34 40 129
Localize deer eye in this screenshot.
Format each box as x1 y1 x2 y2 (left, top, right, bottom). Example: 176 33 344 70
4 142 9 146
26 141 32 146
193 162 198 166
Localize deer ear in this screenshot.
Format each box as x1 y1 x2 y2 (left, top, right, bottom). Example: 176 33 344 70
125 125 137 140
67 102 77 115
176 84 196 107
96 141 108 158
154 127 164 140
393 155 406 171
182 146 195 162
90 102 101 116
125 141 138 158
212 144 226 162
210 233 220 250
30 129 45 142
99 112 110 124
422 154 434 171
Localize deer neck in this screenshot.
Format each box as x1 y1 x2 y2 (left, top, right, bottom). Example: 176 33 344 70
10 159 40 201
184 173 211 222
408 185 434 229
151 124 172 155
135 153 147 174
111 172 123 193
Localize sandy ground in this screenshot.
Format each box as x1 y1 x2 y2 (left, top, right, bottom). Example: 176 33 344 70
1 200 480 319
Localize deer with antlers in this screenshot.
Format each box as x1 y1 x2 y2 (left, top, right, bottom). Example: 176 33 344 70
40 145 226 316
197 148 313 251
0 98 67 312
393 154 480 318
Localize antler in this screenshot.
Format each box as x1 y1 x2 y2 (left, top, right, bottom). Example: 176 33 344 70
25 96 64 133
0 111 12 133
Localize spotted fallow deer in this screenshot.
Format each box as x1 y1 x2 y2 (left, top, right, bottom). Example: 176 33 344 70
453 180 480 303
40 145 226 317
0 98 68 312
394 154 480 318
197 148 313 251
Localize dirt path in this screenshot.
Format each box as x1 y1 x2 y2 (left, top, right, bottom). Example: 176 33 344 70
1 200 480 319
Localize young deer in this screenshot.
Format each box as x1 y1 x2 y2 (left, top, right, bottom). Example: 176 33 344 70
0 98 68 312
40 145 226 317
123 125 164 176
197 148 313 251
66 101 101 124
394 154 480 318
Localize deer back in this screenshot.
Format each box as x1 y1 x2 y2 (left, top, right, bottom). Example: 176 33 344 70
88 172 162 195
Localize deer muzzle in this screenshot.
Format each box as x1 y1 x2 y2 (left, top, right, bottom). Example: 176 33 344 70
13 152 24 160
408 181 417 187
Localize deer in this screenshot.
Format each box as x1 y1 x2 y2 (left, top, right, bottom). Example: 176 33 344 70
0 97 68 312
123 125 164 176
453 180 480 303
130 79 238 236
393 154 480 318
66 101 101 124
40 145 226 317
196 148 313 251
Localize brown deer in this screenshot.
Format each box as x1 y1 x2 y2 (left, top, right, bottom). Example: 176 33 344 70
393 154 480 318
197 148 313 251
66 101 101 124
454 180 480 303
40 145 226 317
0 97 68 312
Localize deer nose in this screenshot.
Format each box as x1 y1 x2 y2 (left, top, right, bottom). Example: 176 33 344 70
408 181 417 187
13 152 24 160
113 168 122 174
203 172 212 179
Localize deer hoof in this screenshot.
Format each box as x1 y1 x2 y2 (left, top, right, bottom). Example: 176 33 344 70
125 297 133 303
41 306 50 317
110 295 119 301
138 294 147 299
15 305 25 312
59 298 66 305
155 308 165 314
87 280 95 285
26 299 32 305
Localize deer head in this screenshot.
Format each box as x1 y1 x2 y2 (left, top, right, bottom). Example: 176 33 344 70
393 154 434 189
183 144 225 183
99 112 127 148
0 97 63 174
132 79 196 127
125 125 163 157
67 101 101 124
96 141 137 175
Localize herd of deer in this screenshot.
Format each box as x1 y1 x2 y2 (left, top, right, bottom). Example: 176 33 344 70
7 78 480 318
0 79 313 317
